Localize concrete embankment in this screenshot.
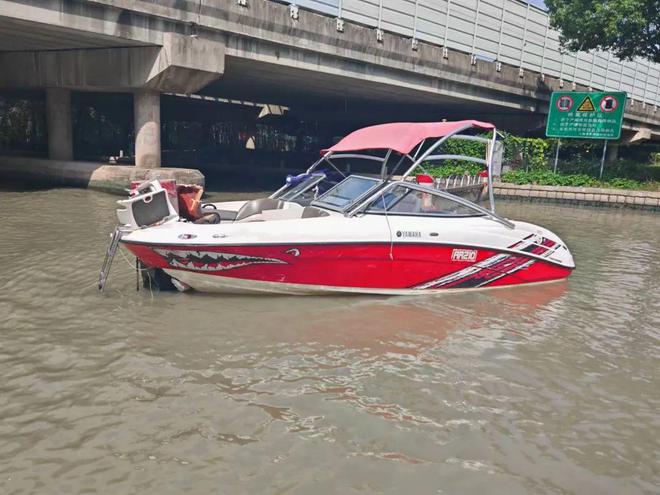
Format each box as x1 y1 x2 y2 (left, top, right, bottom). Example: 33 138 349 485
0 156 204 194
493 182 660 211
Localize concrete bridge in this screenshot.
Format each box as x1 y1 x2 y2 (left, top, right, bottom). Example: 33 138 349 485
0 0 658 173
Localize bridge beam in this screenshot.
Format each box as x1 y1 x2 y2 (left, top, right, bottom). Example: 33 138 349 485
0 33 225 94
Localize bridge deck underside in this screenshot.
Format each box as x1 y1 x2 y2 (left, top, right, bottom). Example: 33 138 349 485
202 57 537 131
0 16 150 51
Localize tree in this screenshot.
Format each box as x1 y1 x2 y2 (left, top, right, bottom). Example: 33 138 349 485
544 0 660 63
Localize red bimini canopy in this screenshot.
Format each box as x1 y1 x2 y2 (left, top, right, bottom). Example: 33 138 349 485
323 120 495 155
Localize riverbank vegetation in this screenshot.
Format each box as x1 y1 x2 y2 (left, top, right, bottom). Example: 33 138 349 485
501 170 659 191
424 131 660 191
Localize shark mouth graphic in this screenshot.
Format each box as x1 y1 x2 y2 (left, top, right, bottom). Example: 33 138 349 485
154 249 287 272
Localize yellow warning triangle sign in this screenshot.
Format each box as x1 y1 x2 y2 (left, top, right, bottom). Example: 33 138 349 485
577 96 596 112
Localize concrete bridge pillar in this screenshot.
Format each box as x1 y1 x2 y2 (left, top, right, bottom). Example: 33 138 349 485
606 143 619 163
46 88 73 161
134 89 161 168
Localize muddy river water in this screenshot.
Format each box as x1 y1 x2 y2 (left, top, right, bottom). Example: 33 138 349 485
0 187 658 494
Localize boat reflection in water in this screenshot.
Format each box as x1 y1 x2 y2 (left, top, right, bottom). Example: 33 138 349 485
132 280 568 368
293 280 569 356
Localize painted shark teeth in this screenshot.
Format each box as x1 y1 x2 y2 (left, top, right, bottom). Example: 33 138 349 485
154 249 287 272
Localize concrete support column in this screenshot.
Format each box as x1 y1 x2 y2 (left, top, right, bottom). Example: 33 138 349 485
133 89 161 168
606 143 619 163
46 88 73 161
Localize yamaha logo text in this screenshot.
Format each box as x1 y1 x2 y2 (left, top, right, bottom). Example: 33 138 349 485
396 230 421 238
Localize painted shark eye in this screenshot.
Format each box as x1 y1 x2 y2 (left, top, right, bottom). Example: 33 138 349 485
178 234 197 240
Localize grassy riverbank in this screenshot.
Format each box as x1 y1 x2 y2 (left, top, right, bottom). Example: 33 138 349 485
501 169 660 191
496 145 660 191
421 132 660 192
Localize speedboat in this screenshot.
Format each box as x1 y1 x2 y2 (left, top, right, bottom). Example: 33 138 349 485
103 120 575 294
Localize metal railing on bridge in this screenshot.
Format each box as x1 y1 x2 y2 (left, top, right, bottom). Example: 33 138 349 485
278 0 660 109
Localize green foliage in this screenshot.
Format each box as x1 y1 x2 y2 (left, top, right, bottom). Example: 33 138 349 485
501 170 659 190
500 132 551 171
425 162 483 177
502 170 599 187
442 135 487 160
0 96 47 152
545 0 660 63
424 136 487 172
421 133 487 177
557 157 660 182
604 177 642 190
424 132 551 177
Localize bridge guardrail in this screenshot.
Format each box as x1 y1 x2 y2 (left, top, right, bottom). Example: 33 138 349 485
280 0 659 109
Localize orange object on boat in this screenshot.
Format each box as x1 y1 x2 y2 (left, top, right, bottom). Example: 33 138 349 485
177 184 204 221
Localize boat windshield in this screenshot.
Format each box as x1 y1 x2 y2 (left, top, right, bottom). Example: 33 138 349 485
312 175 381 212
274 172 342 206
364 184 486 217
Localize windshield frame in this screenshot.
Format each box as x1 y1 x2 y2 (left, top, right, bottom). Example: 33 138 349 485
363 184 487 218
275 174 326 201
310 175 383 213
348 181 515 229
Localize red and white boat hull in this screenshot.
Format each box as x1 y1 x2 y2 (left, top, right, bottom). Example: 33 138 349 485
124 235 573 295
111 120 576 296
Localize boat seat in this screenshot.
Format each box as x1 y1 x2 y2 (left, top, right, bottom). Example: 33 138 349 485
218 210 238 221
193 211 222 224
201 208 237 221
196 205 239 222
234 198 285 221
301 206 330 218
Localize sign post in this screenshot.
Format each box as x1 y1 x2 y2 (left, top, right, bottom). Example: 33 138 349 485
546 91 626 178
599 140 608 179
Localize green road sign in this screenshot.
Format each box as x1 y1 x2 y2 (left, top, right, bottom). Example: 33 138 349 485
546 91 627 140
